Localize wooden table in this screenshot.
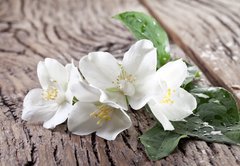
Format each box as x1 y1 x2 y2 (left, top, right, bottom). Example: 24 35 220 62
0 0 240 165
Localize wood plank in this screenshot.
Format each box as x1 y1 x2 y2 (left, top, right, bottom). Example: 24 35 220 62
142 0 240 104
0 1 151 165
0 0 239 165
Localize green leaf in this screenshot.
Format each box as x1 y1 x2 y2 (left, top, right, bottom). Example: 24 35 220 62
172 87 240 145
72 96 79 105
224 123 240 143
173 116 240 145
182 65 201 90
114 11 170 67
140 124 187 160
191 87 239 125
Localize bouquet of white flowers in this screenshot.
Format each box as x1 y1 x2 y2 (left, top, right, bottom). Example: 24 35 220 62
21 11 240 160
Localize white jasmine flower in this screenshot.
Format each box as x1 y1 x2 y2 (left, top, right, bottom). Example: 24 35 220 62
79 39 159 110
148 59 197 130
68 82 132 140
22 58 82 129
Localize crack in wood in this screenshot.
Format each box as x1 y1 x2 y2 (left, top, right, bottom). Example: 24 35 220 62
13 29 45 58
0 88 18 121
21 122 37 165
53 145 61 165
0 48 25 55
53 26 63 40
42 21 53 44
74 145 79 166
20 0 25 17
121 132 135 153
86 150 91 165
0 22 12 32
104 140 115 166
91 134 100 163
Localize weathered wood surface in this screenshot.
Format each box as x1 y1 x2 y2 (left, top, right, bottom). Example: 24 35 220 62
142 0 240 104
0 0 240 165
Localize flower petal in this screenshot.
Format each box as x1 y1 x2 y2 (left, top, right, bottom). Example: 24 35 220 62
79 52 120 89
96 109 132 140
23 88 54 108
99 90 128 110
23 88 42 107
37 61 50 89
44 58 68 88
65 62 83 86
67 102 99 135
22 88 58 122
65 63 83 102
122 39 157 79
148 100 174 130
160 88 197 121
43 103 73 129
22 104 58 123
71 82 100 102
157 59 187 88
128 74 161 110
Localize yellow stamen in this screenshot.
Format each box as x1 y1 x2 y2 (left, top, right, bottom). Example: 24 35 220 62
42 87 58 100
112 64 136 86
90 105 113 125
160 88 174 104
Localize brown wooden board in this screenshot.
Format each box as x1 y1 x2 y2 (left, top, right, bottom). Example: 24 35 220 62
0 0 239 165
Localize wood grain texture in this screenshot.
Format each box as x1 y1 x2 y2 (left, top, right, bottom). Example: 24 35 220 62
142 0 240 104
0 0 151 165
0 0 240 165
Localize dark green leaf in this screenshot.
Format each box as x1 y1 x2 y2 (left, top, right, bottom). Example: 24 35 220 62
140 124 187 160
172 87 240 145
224 123 240 143
72 96 79 105
173 116 240 145
114 11 170 67
191 87 239 125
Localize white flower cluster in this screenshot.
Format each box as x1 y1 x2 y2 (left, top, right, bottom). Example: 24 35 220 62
22 40 197 140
